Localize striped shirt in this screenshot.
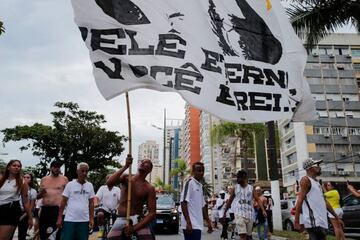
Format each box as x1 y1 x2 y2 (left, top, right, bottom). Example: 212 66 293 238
233 184 254 220
180 177 206 230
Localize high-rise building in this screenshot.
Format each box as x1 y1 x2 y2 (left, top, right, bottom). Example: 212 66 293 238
164 119 183 185
138 140 162 184
199 112 222 192
180 104 201 165
138 140 159 163
279 33 360 193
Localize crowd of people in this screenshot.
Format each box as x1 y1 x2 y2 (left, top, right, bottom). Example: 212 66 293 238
0 156 359 240
0 155 156 240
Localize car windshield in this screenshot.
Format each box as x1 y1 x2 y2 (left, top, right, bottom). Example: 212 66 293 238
157 196 174 205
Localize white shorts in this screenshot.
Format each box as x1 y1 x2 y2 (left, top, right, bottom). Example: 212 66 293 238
234 213 253 236
212 210 219 221
107 215 139 239
328 208 343 219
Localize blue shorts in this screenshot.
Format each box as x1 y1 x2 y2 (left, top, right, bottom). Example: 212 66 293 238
61 221 88 240
183 229 202 240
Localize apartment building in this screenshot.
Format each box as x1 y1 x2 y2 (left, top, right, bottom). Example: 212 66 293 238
279 33 360 192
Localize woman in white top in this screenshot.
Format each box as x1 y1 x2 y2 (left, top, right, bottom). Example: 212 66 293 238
17 173 37 240
0 160 33 240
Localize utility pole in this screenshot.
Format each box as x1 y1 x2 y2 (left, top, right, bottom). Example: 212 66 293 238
209 115 215 193
163 108 166 183
267 121 282 230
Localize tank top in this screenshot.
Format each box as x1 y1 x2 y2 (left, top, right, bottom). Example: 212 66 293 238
0 179 21 205
301 176 328 229
233 184 254 220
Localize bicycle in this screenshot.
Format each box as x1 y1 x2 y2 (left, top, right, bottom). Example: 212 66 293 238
98 209 117 240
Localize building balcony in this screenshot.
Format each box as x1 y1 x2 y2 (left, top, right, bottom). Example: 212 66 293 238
344 101 360 111
335 55 352 63
320 170 356 177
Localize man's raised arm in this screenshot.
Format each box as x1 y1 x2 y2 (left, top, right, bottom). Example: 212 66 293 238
107 154 132 187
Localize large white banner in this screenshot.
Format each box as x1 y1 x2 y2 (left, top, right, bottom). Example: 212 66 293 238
71 0 316 123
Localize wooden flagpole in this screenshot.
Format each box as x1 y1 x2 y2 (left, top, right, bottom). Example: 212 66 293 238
125 92 132 223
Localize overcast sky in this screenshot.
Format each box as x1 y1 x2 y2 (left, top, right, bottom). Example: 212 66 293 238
0 0 186 169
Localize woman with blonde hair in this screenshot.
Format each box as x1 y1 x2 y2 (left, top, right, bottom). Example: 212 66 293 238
0 160 33 240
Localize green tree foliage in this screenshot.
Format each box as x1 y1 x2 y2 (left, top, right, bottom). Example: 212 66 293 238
88 166 118 192
170 158 190 192
286 0 360 48
0 21 4 36
153 177 174 193
211 122 265 170
0 159 6 175
200 179 213 198
2 102 126 180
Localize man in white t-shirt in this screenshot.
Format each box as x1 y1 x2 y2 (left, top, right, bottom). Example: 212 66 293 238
95 174 121 238
180 162 212 240
56 162 95 240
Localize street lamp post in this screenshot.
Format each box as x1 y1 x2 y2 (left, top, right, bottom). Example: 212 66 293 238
151 109 167 183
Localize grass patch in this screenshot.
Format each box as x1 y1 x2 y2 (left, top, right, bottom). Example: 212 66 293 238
273 230 336 240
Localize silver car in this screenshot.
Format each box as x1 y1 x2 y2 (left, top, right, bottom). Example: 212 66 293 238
281 198 296 231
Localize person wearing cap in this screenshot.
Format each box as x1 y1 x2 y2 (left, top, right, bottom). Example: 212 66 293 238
263 191 274 238
37 161 68 240
216 190 229 240
294 158 343 240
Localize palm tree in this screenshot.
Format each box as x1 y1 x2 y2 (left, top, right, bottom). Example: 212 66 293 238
153 177 174 193
211 122 266 173
0 21 4 36
200 179 213 198
170 158 190 193
286 0 360 48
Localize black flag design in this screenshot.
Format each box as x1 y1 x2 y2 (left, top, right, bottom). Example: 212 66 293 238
209 0 282 65
95 0 150 25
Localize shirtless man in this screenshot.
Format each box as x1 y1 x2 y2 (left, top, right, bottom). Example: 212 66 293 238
37 161 68 240
106 154 156 239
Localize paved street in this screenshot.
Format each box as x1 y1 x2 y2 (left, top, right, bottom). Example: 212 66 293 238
156 228 221 240
90 228 226 240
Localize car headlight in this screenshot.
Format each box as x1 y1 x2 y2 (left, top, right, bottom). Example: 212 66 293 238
171 208 178 214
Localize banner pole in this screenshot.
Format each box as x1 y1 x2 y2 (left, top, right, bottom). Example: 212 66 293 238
125 92 132 223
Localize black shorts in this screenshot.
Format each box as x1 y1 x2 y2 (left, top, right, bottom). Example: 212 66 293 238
306 227 327 240
39 206 61 240
0 201 21 226
98 208 117 223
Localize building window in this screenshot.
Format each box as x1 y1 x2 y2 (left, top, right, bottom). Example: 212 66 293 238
319 46 333 55
340 78 355 85
348 128 360 136
306 63 321 69
351 49 360 58
318 111 329 117
334 47 350 56
336 112 345 118
323 78 337 85
314 127 330 135
331 127 347 135
353 63 360 71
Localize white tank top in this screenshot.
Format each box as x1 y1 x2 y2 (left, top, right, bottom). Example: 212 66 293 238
233 184 254 220
0 179 21 205
301 176 328 229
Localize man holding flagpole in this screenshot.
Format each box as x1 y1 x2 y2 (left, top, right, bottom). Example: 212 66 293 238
106 154 156 239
